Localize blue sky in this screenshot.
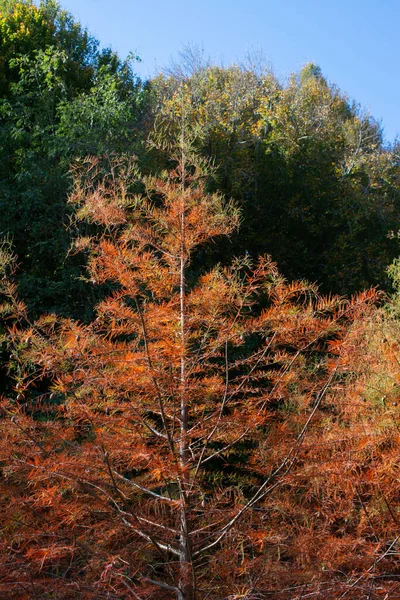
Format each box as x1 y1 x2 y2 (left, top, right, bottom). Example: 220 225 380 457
59 0 400 144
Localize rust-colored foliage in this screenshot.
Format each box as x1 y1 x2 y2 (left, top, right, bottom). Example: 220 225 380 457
0 154 382 599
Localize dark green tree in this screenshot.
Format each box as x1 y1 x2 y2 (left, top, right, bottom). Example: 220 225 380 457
0 0 145 317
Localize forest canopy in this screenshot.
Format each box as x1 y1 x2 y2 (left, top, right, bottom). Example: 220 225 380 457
1 0 400 318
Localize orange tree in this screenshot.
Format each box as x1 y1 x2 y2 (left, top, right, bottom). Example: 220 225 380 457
0 147 377 599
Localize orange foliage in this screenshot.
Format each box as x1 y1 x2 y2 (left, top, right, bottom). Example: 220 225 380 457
0 155 388 599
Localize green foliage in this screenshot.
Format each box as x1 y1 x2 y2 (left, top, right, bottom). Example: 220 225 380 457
0 0 144 317
1 2 400 316
150 62 400 294
57 62 141 155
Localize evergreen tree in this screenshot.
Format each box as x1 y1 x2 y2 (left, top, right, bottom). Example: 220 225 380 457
0 0 145 317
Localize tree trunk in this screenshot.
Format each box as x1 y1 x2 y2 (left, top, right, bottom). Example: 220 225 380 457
177 101 195 600
178 504 194 600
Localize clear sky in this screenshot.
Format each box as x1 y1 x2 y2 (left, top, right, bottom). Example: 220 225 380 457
59 0 400 144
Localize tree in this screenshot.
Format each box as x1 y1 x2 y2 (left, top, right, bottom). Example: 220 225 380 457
0 0 144 318
0 130 378 598
149 62 400 295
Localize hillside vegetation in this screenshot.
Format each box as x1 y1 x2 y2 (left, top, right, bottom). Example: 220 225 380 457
1 2 400 599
